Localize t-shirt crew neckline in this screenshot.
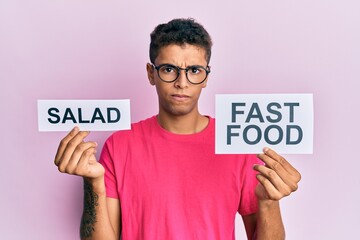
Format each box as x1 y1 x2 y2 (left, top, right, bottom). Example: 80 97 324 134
151 115 213 139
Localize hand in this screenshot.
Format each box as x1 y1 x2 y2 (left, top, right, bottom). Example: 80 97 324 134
54 127 105 180
253 147 301 202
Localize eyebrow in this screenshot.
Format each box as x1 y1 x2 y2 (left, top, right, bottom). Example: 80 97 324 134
155 63 208 68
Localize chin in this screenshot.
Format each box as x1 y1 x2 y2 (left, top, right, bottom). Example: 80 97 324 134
164 105 197 116
167 108 192 116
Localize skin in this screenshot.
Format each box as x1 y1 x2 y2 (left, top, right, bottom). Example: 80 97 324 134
54 129 120 240
146 44 209 134
54 43 301 240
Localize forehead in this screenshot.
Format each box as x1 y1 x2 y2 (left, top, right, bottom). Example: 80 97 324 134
155 44 207 65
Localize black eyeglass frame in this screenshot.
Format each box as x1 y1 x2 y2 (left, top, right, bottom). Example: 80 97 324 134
152 63 211 85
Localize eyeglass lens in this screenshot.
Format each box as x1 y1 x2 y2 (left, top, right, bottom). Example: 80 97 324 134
157 64 208 84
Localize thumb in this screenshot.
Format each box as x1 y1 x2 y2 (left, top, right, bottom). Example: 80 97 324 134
89 153 97 161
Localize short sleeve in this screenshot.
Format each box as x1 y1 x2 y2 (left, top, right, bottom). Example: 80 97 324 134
238 154 262 216
99 136 119 199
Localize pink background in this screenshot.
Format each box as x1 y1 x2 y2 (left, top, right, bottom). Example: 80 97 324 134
1 1 359 239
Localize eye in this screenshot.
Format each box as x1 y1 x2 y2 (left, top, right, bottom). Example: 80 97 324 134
160 65 177 74
189 66 203 74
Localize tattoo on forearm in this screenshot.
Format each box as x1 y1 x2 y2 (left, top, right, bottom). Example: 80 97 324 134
80 180 99 238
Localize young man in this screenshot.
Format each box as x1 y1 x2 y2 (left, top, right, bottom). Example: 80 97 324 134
54 18 301 240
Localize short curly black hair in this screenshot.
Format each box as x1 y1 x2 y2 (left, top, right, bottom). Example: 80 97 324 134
149 18 213 64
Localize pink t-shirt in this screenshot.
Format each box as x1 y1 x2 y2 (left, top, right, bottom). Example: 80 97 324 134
99 116 261 240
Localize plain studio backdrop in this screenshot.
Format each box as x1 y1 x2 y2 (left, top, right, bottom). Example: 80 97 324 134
0 1 359 239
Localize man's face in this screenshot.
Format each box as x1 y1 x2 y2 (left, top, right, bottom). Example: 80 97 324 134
146 44 209 117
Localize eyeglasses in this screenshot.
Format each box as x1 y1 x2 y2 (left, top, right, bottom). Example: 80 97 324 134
152 63 210 85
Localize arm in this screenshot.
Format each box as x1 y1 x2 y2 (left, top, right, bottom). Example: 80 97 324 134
243 147 301 240
54 127 121 239
242 213 256 240
242 202 284 240
255 200 284 239
80 178 121 240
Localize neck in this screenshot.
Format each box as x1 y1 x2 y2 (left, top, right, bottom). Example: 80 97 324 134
157 110 209 134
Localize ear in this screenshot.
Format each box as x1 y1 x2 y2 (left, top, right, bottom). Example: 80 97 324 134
146 63 156 86
202 78 208 88
202 65 211 88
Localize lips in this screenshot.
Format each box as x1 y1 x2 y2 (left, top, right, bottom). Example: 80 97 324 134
171 94 190 101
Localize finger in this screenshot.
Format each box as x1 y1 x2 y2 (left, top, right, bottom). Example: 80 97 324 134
64 141 98 174
253 164 293 195
73 148 97 176
257 153 298 187
76 148 96 176
257 155 300 192
258 147 301 183
263 147 299 175
256 174 283 201
57 131 91 172
54 127 80 165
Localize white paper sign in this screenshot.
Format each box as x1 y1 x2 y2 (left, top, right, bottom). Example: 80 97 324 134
38 99 131 132
215 94 313 154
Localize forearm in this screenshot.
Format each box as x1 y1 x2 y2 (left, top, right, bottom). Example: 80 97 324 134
80 177 117 240
255 200 285 240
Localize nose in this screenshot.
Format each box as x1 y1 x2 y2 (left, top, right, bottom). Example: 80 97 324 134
174 69 189 89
